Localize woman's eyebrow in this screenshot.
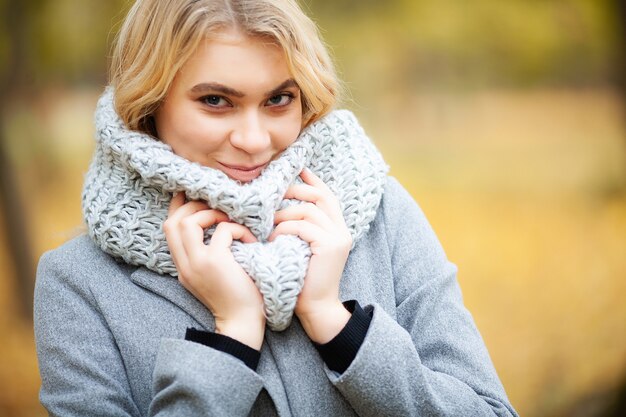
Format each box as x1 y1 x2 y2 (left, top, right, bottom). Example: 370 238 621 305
190 79 299 98
265 79 299 97
190 82 245 97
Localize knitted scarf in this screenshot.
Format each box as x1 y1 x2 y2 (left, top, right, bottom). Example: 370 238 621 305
83 88 388 331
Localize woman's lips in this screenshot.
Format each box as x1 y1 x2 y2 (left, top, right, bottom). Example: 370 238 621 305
217 161 269 182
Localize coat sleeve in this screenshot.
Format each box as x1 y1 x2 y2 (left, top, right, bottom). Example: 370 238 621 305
34 248 264 417
323 177 519 417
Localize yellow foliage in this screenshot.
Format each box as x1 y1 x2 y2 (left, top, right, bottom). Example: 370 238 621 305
0 87 625 417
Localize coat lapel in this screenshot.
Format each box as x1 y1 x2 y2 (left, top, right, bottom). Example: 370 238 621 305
130 267 216 331
130 266 294 416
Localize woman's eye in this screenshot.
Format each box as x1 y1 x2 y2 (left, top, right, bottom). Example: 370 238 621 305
266 94 293 107
201 95 229 107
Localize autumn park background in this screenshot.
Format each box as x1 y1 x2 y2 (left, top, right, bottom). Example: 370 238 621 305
1 0 625 416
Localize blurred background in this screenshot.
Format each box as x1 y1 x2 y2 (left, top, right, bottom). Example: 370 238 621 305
1 0 625 416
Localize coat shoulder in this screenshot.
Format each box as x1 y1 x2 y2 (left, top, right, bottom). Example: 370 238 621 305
36 234 128 289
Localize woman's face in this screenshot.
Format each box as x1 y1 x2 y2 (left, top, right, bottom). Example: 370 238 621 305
155 29 303 182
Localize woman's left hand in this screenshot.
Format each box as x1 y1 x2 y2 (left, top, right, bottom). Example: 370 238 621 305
269 168 352 343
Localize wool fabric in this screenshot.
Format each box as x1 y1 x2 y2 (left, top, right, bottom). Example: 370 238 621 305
82 87 388 330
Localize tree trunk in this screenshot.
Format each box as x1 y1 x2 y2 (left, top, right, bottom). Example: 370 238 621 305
0 1 36 321
617 0 626 111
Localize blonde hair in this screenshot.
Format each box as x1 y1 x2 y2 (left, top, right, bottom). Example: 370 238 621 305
110 0 340 134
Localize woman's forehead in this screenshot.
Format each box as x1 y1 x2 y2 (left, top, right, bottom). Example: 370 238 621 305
176 33 293 94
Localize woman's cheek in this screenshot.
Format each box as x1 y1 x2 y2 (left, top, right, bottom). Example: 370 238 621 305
190 116 229 147
273 115 303 149
170 122 226 164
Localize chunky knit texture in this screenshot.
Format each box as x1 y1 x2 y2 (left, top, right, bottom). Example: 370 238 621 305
82 87 388 330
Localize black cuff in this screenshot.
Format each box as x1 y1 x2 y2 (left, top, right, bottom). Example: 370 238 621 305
185 328 260 371
313 300 372 374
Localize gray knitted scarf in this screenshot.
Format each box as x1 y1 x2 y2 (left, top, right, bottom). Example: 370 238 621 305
83 88 388 331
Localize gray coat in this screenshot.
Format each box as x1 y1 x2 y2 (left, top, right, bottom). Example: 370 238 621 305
34 177 518 416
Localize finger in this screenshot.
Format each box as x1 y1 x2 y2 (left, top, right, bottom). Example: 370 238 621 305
168 200 212 223
210 222 258 249
163 216 191 277
284 183 344 225
179 210 232 259
183 210 230 229
283 183 323 204
300 167 327 189
268 220 323 244
165 197 226 276
289 169 337 204
274 203 333 230
165 202 225 255
168 192 185 216
299 168 338 203
303 169 348 224
166 236 190 275
165 193 187 266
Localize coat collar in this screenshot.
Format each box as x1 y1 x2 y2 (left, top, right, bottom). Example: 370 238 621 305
129 267 216 331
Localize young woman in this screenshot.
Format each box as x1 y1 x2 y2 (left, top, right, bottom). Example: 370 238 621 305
34 1 519 416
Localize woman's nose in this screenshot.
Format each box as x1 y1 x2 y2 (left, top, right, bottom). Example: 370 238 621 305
229 111 271 154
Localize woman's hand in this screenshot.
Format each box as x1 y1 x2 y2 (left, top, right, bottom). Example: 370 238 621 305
269 168 352 343
164 193 266 350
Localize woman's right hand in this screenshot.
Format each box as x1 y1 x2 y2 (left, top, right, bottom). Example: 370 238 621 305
164 192 266 350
